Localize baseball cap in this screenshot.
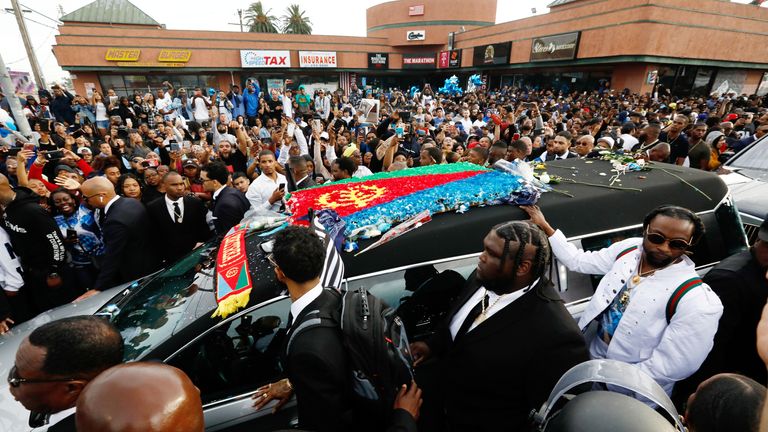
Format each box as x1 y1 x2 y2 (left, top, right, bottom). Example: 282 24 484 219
320 131 329 140
759 216 768 242
183 159 199 168
725 113 739 122
76 147 92 154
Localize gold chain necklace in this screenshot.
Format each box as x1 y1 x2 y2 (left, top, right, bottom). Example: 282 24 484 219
474 290 507 325
621 256 678 307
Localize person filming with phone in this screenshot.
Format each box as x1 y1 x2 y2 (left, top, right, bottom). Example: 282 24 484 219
245 149 286 213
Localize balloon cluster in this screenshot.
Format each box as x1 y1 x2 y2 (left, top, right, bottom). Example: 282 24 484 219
467 74 483 93
438 75 463 97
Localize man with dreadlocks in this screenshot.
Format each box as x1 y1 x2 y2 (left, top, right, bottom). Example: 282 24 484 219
523 204 723 398
409 220 588 432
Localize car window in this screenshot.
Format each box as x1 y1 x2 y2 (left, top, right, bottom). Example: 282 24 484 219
167 297 291 404
350 256 473 341
690 199 748 266
729 138 768 171
103 244 218 361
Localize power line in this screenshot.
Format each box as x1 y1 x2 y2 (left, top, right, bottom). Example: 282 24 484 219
19 3 62 25
2 9 58 30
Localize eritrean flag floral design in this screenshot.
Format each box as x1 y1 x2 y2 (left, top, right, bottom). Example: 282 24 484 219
286 163 529 236
212 230 252 319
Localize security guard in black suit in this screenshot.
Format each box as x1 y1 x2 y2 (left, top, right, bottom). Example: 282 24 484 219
146 172 212 266
410 220 589 432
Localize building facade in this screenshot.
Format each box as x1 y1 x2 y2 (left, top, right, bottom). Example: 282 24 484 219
53 0 768 98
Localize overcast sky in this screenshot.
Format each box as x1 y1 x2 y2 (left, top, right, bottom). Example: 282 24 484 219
0 0 760 86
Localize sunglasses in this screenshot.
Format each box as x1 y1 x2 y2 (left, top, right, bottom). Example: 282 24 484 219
644 229 692 251
267 253 277 267
7 365 77 388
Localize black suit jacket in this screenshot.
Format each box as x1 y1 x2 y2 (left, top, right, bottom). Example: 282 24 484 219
282 289 349 432
427 276 588 431
673 249 768 408
146 195 213 265
211 187 250 235
94 197 159 290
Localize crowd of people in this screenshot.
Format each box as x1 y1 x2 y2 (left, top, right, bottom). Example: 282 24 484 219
1 78 768 431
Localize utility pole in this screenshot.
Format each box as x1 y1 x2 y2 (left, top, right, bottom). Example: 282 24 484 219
10 0 46 91
228 9 244 32
0 51 34 138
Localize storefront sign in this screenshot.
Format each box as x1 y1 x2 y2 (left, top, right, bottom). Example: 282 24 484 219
472 42 510 66
105 48 140 61
368 53 389 70
115 62 186 67
408 5 424 16
299 51 337 68
438 50 461 68
402 53 435 69
530 32 580 62
158 49 192 62
240 50 291 68
407 30 426 41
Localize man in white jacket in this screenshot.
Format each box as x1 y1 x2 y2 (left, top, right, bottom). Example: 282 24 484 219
522 204 723 396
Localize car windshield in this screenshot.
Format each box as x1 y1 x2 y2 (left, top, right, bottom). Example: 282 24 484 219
728 137 768 180
99 243 218 361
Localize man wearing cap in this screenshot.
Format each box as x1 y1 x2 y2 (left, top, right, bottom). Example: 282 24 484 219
76 147 93 164
673 216 768 407
295 86 312 115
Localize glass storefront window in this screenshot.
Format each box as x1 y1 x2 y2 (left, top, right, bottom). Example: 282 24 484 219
99 74 223 97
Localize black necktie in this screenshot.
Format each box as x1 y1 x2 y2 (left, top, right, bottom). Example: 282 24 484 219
455 294 488 340
287 312 294 329
173 202 182 223
98 209 106 226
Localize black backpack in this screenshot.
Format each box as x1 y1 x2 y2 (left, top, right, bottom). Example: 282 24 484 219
288 287 415 421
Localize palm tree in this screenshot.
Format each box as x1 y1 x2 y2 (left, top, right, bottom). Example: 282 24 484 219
281 4 312 35
244 1 278 33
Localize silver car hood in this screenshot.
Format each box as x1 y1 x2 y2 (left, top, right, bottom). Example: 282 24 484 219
0 286 124 432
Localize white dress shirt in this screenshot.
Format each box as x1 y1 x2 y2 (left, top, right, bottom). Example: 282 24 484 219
449 280 538 339
246 172 287 212
212 185 226 201
290 283 324 325
165 195 184 222
104 195 120 216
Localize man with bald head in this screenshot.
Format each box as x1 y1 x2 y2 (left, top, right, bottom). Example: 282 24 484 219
76 363 204 432
79 176 158 299
647 142 672 163
146 172 212 266
10 316 123 430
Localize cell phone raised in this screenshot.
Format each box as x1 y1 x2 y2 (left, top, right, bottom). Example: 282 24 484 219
278 183 286 192
169 141 181 152
45 150 64 159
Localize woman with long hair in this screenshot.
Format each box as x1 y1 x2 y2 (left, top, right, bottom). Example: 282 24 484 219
115 173 144 202
92 91 110 134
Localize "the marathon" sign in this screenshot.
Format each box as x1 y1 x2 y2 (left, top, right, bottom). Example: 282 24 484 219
299 51 338 68
402 53 436 69
240 50 291 68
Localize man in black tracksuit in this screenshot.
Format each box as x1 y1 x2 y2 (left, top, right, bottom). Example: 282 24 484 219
0 174 68 323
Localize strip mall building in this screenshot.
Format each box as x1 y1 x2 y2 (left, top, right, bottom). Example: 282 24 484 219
53 0 768 98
